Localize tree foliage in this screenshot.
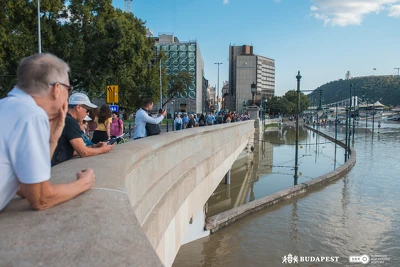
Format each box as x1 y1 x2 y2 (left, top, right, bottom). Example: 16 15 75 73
264 91 310 116
163 71 193 107
283 90 311 114
0 0 166 111
310 75 400 107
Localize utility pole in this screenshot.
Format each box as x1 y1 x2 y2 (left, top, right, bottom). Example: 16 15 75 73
160 59 162 109
352 83 356 142
38 0 41 53
214 62 223 112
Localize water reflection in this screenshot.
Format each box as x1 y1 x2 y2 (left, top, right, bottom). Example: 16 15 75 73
207 126 345 217
173 121 400 267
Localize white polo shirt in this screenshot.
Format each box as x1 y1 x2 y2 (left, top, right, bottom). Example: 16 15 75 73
0 87 51 211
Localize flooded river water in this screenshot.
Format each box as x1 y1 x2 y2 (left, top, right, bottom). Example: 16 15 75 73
173 120 400 266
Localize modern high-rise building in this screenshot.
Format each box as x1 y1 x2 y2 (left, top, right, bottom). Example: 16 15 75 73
153 34 205 114
226 45 275 113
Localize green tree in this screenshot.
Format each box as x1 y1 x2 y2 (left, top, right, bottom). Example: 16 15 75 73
283 90 311 114
265 96 290 116
163 71 194 107
0 0 65 97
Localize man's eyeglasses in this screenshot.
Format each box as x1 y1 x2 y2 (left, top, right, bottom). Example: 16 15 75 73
81 105 91 112
50 82 73 96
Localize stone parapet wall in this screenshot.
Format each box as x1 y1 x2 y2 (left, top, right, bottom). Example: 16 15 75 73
0 121 255 267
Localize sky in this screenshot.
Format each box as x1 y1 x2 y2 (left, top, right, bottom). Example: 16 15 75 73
112 0 400 96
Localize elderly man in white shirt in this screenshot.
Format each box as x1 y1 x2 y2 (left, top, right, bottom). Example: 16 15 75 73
0 53 95 211
133 98 167 139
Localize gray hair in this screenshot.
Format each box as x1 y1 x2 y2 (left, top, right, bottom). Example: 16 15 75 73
16 53 70 96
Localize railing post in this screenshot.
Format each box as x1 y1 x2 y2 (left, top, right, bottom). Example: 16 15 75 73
224 170 231 184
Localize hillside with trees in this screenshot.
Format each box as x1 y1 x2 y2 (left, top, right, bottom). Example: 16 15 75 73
308 75 400 107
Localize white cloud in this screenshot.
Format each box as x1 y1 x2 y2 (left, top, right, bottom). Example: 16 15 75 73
223 0 229 4
310 0 400 26
388 4 400 16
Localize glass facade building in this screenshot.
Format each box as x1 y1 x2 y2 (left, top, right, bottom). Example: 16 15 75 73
154 34 205 113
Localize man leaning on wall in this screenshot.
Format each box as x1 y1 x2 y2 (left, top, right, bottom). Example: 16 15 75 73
0 53 95 211
51 92 114 166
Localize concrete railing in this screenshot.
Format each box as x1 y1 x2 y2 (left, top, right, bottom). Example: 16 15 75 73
0 121 255 267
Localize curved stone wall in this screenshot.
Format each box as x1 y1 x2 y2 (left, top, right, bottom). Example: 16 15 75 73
0 121 255 267
206 125 356 233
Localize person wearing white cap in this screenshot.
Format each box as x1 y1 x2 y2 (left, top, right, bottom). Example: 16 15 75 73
0 53 95 211
78 115 93 146
51 92 114 166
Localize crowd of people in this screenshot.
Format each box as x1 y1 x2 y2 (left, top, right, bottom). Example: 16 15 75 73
173 111 251 130
0 53 252 212
0 53 118 212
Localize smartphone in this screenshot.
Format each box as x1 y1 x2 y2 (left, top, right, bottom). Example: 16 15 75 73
108 138 117 145
107 133 125 145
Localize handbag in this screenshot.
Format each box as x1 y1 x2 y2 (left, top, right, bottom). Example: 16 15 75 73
146 123 161 136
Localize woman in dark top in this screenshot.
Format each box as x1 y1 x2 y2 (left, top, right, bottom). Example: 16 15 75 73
186 114 196 128
198 114 206 127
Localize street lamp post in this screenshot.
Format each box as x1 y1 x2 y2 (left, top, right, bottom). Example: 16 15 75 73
365 97 369 127
38 0 41 53
345 107 349 161
263 97 268 126
349 83 352 128
316 91 324 129
352 83 356 141
160 59 162 109
335 103 338 142
294 71 301 182
215 62 223 112
372 101 375 135
251 82 257 106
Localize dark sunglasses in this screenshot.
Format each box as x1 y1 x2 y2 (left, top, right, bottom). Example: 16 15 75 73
50 82 73 95
81 105 91 112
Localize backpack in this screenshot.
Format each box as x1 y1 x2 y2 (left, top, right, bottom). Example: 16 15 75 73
110 118 123 136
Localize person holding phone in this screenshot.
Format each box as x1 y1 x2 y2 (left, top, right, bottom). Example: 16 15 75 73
51 93 115 166
133 98 166 140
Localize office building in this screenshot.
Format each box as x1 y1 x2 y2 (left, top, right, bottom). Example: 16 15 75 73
153 34 205 114
227 45 275 113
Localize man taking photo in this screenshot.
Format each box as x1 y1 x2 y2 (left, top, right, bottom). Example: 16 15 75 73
133 98 166 140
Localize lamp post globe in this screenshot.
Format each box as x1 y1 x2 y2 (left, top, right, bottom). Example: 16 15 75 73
251 82 257 106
